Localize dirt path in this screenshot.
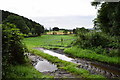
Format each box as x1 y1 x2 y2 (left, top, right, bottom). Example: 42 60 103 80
27 53 79 78
51 49 120 78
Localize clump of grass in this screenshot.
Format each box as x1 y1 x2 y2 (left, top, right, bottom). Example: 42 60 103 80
64 46 120 64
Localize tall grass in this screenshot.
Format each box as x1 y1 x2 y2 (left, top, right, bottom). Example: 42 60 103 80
64 46 120 64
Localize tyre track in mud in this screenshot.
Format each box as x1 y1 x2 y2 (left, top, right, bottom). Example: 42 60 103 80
51 49 120 79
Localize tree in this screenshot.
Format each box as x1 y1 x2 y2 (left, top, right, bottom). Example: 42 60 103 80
2 10 45 36
3 15 30 34
63 30 68 35
2 23 27 64
53 27 59 31
73 29 76 34
74 27 89 35
34 24 44 36
92 2 120 36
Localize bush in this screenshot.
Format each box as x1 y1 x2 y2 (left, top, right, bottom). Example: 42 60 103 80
73 31 120 57
74 32 110 48
92 46 106 55
2 23 27 64
109 49 120 57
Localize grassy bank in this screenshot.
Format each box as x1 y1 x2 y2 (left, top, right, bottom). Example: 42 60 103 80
64 46 120 65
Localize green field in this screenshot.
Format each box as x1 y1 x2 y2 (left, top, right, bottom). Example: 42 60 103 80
24 35 75 49
24 35 119 65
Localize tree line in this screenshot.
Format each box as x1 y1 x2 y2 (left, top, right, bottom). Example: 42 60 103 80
2 10 44 36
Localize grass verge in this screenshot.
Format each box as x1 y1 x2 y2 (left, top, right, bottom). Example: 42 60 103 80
64 46 120 65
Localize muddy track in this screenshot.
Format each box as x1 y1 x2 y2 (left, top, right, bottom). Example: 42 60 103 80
27 53 78 78
51 49 120 78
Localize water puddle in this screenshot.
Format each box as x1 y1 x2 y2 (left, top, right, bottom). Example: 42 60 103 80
36 48 74 63
35 60 57 72
27 53 58 72
34 47 120 78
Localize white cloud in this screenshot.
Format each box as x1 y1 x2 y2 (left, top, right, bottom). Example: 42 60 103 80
0 0 97 29
0 0 97 17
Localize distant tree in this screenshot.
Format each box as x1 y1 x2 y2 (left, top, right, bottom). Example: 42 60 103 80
59 29 65 31
53 27 59 31
3 15 30 34
34 24 44 36
2 10 45 36
73 27 89 34
73 29 77 34
69 30 72 34
63 30 68 35
45 28 49 32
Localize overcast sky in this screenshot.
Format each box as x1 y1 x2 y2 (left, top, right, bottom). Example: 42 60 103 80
0 0 98 29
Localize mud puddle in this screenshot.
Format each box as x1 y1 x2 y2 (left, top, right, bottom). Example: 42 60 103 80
27 53 76 78
34 47 120 78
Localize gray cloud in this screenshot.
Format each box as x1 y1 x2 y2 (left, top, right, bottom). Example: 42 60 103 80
30 15 96 29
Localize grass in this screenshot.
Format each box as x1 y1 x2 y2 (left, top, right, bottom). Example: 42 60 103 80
64 46 120 64
3 63 53 79
23 35 106 79
24 35 75 49
29 48 106 79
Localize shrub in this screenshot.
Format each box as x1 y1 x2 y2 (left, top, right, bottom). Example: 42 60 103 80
2 23 27 64
109 49 120 57
73 31 120 57
74 32 110 48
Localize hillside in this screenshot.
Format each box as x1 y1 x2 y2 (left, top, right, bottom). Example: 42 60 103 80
2 10 44 36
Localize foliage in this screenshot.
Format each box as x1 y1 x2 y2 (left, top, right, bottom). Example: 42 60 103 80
92 2 120 36
2 23 27 64
75 27 90 34
2 10 44 36
34 24 44 36
53 27 59 31
74 30 120 57
3 15 30 34
63 30 68 34
74 32 109 48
